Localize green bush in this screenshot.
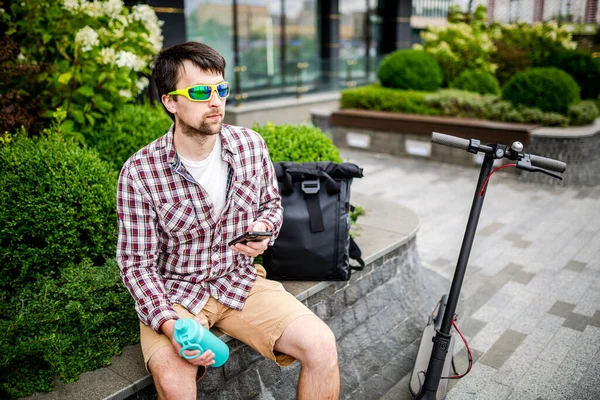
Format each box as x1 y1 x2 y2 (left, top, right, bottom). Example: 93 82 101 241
424 89 496 117
341 86 569 126
538 50 600 100
253 122 342 163
504 107 568 127
340 84 440 115
2 1 162 133
502 67 580 114
568 101 600 126
377 49 443 91
417 6 497 84
449 70 500 95
83 102 172 170
0 259 138 399
0 128 118 294
493 21 577 85
424 89 569 126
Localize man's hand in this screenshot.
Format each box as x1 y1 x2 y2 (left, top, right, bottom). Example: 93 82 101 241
230 220 270 257
161 317 216 367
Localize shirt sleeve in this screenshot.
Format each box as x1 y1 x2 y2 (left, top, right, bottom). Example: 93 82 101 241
255 141 283 242
116 165 179 332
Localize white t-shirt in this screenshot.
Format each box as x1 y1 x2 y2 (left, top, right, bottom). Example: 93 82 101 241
178 138 229 217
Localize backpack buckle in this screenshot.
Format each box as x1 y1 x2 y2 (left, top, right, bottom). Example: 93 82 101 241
301 180 320 194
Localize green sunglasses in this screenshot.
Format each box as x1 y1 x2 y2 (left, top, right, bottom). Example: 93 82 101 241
168 81 230 102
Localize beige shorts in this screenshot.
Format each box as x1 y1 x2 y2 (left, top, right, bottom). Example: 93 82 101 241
140 265 314 372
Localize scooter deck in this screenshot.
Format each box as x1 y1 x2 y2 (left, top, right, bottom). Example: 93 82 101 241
409 323 455 399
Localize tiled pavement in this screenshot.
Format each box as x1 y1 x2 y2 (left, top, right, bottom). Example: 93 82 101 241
341 148 600 400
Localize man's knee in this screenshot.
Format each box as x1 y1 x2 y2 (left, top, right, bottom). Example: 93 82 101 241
149 347 198 399
301 322 338 367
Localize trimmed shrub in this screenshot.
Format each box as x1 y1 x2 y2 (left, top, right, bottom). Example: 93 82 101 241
0 259 138 399
341 86 569 126
0 130 118 294
449 70 501 95
341 84 440 115
504 107 568 127
568 101 600 126
83 102 172 170
424 89 569 126
502 67 580 114
538 50 600 100
253 122 342 163
377 49 443 91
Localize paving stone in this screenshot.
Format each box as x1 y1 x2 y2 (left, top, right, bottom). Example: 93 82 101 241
512 239 533 249
479 330 527 369
537 326 582 365
457 317 487 339
445 364 498 399
471 303 502 323
548 300 576 318
478 222 505 236
477 381 512 400
564 260 587 272
572 285 600 317
509 358 560 400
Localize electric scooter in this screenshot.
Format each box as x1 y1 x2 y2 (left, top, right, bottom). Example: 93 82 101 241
409 132 567 400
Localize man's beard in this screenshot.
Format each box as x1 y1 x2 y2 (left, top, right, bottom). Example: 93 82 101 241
178 114 222 140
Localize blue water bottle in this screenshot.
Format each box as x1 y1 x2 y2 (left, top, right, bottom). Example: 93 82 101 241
173 318 230 367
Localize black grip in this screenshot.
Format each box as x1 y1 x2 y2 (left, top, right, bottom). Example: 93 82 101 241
431 132 470 151
530 154 567 173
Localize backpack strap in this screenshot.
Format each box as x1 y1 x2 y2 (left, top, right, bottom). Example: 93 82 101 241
349 236 365 271
301 179 325 233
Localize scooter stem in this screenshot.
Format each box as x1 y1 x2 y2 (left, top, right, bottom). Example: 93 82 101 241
416 154 495 399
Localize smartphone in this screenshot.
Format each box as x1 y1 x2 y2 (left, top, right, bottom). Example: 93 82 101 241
228 231 273 246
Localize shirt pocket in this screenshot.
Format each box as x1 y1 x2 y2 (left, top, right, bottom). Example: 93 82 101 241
157 199 199 235
230 176 259 227
231 176 259 212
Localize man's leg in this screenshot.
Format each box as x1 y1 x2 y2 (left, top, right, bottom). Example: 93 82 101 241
274 314 340 400
147 345 198 400
140 304 212 400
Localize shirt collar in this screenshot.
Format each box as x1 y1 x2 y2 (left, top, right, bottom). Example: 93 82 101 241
165 123 236 168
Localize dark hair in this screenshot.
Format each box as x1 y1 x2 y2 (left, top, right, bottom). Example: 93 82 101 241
152 41 226 121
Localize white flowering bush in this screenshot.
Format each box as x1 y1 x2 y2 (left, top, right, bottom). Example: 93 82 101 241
1 0 163 133
494 20 578 84
414 5 497 84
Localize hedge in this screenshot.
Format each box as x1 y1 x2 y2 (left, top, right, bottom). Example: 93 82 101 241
340 86 570 127
502 67 580 115
377 49 444 91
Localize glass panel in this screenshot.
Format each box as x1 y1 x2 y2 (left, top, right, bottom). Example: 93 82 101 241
284 0 317 63
184 0 235 81
340 0 367 60
237 0 282 90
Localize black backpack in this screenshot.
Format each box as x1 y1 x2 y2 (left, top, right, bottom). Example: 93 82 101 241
263 161 364 281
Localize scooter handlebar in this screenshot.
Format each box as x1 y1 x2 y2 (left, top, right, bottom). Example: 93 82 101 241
431 132 470 151
431 131 567 174
529 154 566 173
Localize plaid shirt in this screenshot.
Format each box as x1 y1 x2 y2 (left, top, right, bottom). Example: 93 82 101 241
116 124 282 332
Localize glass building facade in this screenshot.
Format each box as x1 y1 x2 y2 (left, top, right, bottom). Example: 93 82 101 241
142 0 414 104
179 0 412 103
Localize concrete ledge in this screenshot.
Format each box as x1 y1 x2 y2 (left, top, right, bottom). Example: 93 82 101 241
320 109 600 186
25 193 438 400
329 109 537 146
524 118 600 186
